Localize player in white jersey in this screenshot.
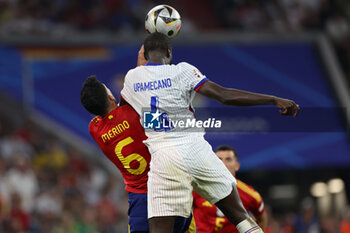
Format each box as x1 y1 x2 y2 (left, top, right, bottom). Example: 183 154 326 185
121 32 299 233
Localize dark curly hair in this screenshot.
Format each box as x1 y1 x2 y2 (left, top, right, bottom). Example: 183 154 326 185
144 32 172 60
80 75 109 116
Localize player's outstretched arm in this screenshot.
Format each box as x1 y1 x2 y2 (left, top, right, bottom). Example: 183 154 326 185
197 81 300 117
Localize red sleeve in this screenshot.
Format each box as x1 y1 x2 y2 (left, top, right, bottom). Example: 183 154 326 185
237 180 265 217
192 191 200 208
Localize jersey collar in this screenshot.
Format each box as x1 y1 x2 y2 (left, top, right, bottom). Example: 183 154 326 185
145 62 163 66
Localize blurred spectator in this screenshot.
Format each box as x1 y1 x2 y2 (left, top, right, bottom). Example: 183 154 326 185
294 197 320 233
34 187 63 218
341 208 350 233
79 163 108 205
0 158 10 214
326 12 350 43
33 136 68 171
320 216 341 233
5 156 38 213
8 192 30 233
94 185 118 233
67 147 88 175
0 133 33 160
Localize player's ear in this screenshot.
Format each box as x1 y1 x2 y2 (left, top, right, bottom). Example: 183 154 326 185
108 94 116 102
167 49 171 58
235 161 240 172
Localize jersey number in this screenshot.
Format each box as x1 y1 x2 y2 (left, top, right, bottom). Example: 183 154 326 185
114 137 147 175
214 217 226 231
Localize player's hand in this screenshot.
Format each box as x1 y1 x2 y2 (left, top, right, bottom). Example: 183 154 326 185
274 97 300 117
137 45 147 66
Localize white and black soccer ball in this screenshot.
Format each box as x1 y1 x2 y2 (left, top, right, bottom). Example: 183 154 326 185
145 5 181 39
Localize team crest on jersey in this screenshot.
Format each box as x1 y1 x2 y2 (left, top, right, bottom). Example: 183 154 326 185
91 116 101 124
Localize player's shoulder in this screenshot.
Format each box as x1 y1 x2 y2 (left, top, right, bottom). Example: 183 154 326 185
125 66 139 77
237 179 262 203
177 62 197 70
118 104 138 116
88 116 102 132
90 116 101 124
126 64 150 77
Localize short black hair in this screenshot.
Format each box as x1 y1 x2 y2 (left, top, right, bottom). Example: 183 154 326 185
144 32 172 60
215 145 238 159
80 75 109 116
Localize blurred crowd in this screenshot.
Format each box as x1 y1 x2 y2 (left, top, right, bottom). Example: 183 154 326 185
0 0 349 82
0 119 129 233
265 198 350 233
207 0 350 85
0 0 348 34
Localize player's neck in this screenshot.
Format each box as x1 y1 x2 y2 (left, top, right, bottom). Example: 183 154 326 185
101 103 118 118
148 58 165 64
148 53 170 65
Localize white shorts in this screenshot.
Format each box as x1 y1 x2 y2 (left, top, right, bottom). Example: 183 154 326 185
146 134 236 218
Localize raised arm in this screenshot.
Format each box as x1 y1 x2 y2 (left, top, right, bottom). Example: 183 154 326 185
197 81 300 117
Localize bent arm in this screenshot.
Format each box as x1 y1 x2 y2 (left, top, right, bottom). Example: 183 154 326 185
255 211 268 231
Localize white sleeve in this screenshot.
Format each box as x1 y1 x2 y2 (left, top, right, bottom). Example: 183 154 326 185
120 70 134 104
179 62 209 92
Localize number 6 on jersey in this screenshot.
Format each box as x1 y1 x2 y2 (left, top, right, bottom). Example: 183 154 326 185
115 137 147 175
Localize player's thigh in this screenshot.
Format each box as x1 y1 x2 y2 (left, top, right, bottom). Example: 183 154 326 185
128 192 149 233
179 138 236 205
147 146 193 218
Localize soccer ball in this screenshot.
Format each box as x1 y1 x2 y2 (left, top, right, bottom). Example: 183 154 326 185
145 5 181 39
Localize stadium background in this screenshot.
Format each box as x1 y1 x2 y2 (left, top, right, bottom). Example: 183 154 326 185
0 0 349 232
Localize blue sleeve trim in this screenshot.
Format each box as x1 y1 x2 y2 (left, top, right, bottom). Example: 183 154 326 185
194 78 209 91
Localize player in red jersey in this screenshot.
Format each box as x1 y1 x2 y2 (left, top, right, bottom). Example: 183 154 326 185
193 145 268 233
80 76 195 233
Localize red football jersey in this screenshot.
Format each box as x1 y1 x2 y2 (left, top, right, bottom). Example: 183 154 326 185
89 104 150 193
193 179 265 233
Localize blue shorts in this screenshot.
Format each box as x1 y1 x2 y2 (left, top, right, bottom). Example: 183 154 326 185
128 192 195 233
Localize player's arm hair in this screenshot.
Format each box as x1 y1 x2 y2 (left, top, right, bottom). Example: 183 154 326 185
255 211 268 231
197 81 277 106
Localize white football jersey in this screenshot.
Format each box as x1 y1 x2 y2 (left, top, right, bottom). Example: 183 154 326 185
121 62 208 141
121 62 236 219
